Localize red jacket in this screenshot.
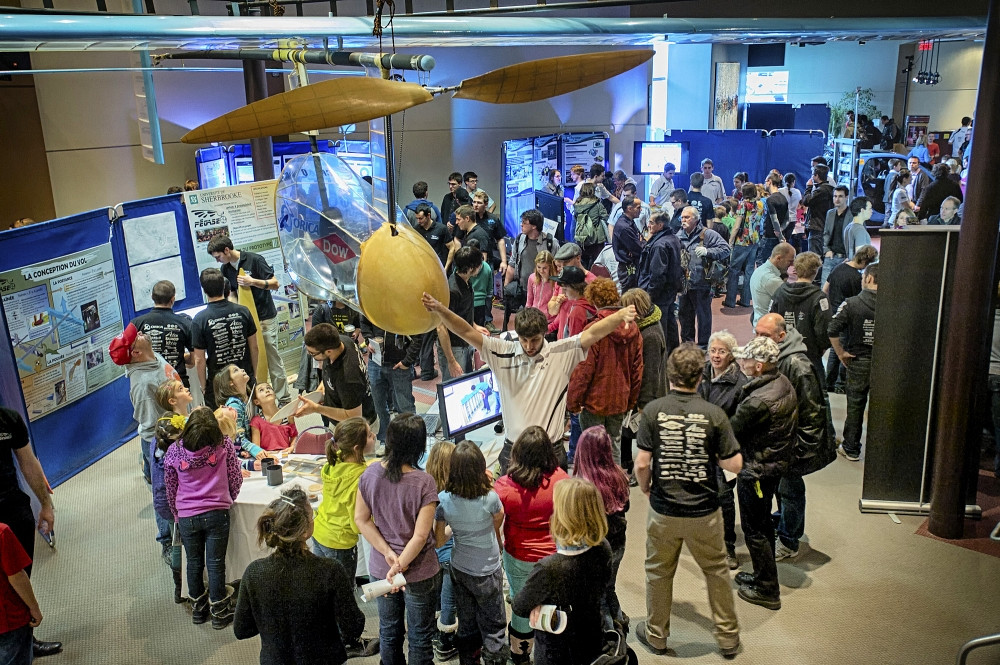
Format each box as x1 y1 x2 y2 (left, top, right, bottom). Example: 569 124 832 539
567 308 643 416
548 297 596 339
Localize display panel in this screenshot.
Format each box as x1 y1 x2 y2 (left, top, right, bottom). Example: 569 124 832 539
436 367 502 439
632 141 688 175
745 71 789 104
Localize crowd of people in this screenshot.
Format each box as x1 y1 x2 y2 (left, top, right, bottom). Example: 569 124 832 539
0 154 937 665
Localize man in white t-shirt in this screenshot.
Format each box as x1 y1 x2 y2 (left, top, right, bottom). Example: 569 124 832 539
649 162 676 207
948 117 972 158
699 158 727 204
421 295 636 472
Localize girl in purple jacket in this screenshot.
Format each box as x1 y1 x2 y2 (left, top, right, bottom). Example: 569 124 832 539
165 407 243 629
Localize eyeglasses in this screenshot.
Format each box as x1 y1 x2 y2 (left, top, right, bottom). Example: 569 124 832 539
308 349 326 360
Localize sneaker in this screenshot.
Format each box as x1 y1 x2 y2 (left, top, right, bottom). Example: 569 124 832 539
837 444 860 462
628 473 639 488
345 637 380 658
485 322 500 335
774 541 798 561
635 621 669 656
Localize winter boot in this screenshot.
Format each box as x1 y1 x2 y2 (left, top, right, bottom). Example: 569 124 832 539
456 634 483 665
172 568 185 604
508 624 534 665
481 645 510 665
432 618 459 661
191 592 209 625
210 584 237 630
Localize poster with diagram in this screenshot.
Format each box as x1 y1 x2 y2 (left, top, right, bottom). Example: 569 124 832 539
184 181 304 355
0 244 124 421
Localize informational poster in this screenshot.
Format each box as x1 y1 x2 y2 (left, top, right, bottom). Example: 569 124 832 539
560 133 607 172
184 181 304 356
533 135 559 191
130 256 186 308
905 115 931 148
122 211 186 311
0 245 124 421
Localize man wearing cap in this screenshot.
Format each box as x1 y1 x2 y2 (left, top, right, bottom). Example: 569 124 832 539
638 211 682 352
634 344 742 658
207 236 289 405
421 295 636 473
547 267 596 340
754 314 835 563
190 268 258 409
109 322 181 555
131 280 194 389
829 262 878 462
730 336 797 610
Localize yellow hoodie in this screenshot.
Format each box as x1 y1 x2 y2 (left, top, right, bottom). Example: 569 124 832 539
312 459 371 550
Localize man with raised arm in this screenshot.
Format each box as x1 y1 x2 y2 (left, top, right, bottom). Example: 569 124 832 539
421 296 636 473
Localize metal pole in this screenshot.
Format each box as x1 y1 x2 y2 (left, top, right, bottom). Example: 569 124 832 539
160 49 435 72
242 58 273 182
928 0 1000 538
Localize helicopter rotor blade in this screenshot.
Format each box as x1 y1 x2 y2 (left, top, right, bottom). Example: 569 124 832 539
453 49 653 104
182 76 433 143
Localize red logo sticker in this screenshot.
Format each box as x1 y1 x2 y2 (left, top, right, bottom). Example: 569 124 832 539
314 233 357 264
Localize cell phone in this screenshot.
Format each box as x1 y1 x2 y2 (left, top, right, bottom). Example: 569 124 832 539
40 528 55 548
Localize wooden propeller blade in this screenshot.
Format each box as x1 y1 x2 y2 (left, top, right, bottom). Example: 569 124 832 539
453 49 653 104
182 77 433 143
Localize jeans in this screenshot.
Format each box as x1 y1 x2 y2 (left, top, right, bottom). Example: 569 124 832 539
842 355 872 456
678 288 713 348
724 244 755 307
821 256 845 286
776 474 806 551
376 570 441 665
503 551 538 634
644 508 740 650
451 567 507 656
178 509 231 602
579 410 626 466
312 540 358 580
148 439 173 550
419 333 437 379
437 543 457 627
736 476 780 596
369 359 416 442
0 624 32 665
807 229 824 255
141 437 153 484
567 413 581 466
438 344 475 382
755 237 779 269
825 347 845 391
602 540 626 631
653 299 679 355
259 317 290 403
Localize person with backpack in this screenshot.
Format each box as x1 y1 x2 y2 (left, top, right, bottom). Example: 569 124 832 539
879 116 900 150
572 183 609 269
677 207 729 348
504 209 559 330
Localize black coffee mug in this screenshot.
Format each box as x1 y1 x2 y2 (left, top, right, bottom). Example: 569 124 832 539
266 464 283 486
260 457 275 475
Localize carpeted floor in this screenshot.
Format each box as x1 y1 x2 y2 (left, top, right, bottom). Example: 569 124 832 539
29 386 1000 665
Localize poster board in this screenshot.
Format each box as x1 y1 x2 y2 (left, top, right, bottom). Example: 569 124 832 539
1 244 124 421
183 182 304 360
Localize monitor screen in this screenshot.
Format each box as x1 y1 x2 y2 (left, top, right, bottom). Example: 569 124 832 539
746 71 789 103
436 367 503 439
633 142 688 175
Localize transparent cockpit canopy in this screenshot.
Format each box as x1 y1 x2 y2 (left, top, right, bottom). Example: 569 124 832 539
275 152 401 311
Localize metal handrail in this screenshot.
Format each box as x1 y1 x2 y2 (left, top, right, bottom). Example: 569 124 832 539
957 633 1000 665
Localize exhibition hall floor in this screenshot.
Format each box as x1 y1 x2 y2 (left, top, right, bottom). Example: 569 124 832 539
30 393 1000 665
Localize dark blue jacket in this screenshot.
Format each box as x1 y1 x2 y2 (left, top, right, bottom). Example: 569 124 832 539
403 198 442 225
612 216 644 291
638 228 682 305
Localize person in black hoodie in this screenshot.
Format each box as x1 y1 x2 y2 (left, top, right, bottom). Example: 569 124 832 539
638 211 682 353
829 262 879 461
360 315 422 444
730 336 797 611
755 315 835 562
768 252 832 378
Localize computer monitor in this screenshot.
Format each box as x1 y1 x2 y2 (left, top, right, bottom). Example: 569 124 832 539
632 141 688 175
436 367 503 439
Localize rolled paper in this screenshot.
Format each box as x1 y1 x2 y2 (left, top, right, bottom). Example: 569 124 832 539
359 573 407 602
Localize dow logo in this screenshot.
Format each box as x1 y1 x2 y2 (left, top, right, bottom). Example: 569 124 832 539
313 233 356 264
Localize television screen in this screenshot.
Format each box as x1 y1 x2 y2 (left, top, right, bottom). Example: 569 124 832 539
633 142 688 175
746 71 789 104
436 367 503 439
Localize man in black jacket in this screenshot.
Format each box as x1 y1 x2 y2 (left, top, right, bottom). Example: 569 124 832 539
730 336 797 610
916 163 964 220
638 211 682 353
768 252 832 378
829 262 879 461
801 166 834 256
756 314 835 561
360 315 422 443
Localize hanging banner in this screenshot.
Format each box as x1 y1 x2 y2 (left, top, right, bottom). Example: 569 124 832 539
0 244 125 421
184 181 305 357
